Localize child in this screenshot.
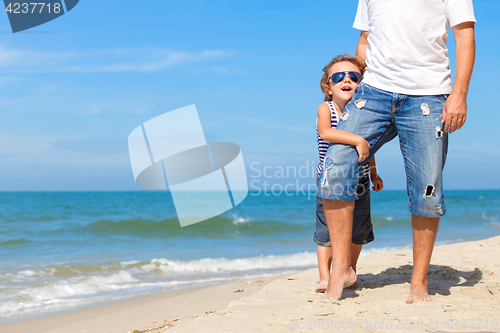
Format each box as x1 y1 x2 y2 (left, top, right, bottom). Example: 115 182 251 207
313 54 383 293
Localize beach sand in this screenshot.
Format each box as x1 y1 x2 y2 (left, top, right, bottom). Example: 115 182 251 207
2 236 499 333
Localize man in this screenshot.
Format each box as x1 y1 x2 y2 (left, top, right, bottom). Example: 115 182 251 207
316 0 476 303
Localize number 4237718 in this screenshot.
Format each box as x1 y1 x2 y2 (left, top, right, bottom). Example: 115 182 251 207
5 3 62 14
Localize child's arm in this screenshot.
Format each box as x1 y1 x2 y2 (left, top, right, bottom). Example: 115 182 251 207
368 156 383 192
317 103 369 162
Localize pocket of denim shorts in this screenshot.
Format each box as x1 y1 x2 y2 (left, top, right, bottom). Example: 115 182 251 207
354 82 365 93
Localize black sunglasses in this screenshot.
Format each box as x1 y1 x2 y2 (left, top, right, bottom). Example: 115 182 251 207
328 71 363 84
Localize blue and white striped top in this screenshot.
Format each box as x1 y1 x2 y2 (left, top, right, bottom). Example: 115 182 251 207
316 101 370 176
316 101 338 175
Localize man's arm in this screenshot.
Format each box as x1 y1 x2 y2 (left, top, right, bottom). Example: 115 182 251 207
442 22 476 134
356 30 369 60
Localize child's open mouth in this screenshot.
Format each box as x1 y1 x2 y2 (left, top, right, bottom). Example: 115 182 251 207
341 86 352 91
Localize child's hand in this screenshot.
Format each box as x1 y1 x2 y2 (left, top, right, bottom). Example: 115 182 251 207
355 137 370 162
371 175 383 192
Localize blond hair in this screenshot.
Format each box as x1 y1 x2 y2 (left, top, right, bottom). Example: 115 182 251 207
320 54 366 101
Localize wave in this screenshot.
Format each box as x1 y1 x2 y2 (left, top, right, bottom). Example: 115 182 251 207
0 252 317 321
0 239 31 247
371 216 410 228
5 252 316 280
0 270 139 321
77 215 308 238
129 252 316 274
359 244 412 256
229 213 251 224
490 222 500 230
0 214 57 222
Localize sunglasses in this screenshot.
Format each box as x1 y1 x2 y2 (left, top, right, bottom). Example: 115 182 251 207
328 71 363 84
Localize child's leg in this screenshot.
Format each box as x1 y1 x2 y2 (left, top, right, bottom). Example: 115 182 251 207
313 196 332 292
350 243 362 272
345 243 362 290
317 245 332 292
350 175 375 288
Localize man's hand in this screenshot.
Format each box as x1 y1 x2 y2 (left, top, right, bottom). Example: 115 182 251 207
442 91 467 133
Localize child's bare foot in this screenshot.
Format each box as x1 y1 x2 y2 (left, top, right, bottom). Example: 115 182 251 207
321 267 356 301
406 285 431 304
346 265 357 289
316 279 329 293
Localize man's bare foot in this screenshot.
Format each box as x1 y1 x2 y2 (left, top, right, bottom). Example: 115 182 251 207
406 285 431 304
321 267 356 300
346 281 357 289
316 279 329 293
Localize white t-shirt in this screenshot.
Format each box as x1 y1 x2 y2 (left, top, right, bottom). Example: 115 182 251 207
353 0 476 95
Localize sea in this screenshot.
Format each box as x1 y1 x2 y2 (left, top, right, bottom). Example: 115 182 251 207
0 190 499 323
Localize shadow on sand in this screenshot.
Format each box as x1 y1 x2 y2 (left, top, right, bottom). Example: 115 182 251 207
342 264 482 299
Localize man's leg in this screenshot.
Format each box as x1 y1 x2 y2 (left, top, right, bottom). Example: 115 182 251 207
407 214 439 303
322 199 356 299
395 94 448 303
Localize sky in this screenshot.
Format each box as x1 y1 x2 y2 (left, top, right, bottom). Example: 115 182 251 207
0 0 499 191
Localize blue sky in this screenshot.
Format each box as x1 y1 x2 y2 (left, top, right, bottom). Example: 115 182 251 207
0 0 498 191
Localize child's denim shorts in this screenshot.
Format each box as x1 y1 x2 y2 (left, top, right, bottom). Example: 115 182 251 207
313 175 374 246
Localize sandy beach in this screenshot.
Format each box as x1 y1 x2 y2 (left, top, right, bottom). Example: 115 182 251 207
2 236 499 333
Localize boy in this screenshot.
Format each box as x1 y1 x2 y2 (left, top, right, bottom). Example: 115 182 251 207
313 54 382 292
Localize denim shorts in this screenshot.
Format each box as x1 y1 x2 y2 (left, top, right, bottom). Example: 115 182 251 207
313 175 374 246
317 83 448 218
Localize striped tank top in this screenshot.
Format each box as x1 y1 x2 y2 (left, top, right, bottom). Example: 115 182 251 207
316 101 370 176
316 101 338 175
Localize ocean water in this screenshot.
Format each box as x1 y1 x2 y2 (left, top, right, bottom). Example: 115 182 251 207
0 190 499 322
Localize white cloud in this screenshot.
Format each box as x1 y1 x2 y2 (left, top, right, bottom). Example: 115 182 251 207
0 44 235 73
